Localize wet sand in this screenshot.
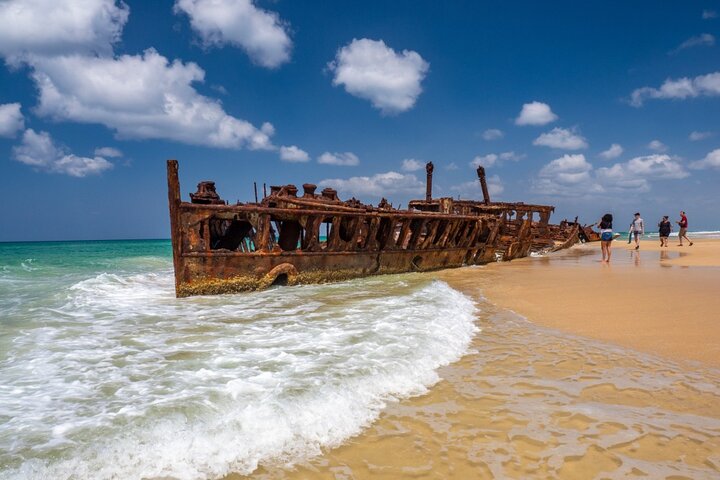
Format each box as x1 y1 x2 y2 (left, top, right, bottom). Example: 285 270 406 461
466 238 720 367
239 238 720 479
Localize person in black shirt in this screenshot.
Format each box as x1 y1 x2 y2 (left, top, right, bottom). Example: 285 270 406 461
658 216 672 247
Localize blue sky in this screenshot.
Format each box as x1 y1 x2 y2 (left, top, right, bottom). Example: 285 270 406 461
1 0 719 241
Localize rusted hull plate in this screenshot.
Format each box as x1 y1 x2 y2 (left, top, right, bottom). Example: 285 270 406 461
175 247 491 297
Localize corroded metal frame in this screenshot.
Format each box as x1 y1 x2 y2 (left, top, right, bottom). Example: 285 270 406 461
168 160 500 297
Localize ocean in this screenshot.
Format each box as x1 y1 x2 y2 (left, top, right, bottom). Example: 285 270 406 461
0 240 476 479
1 239 719 479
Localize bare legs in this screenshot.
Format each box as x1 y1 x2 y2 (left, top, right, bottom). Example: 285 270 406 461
678 230 693 246
601 240 612 263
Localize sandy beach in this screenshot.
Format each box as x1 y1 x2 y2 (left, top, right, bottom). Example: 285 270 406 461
241 238 720 479
461 238 720 367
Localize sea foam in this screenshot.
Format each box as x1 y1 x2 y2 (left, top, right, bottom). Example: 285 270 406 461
0 270 478 480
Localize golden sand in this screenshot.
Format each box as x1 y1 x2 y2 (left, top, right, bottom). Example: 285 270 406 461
465 238 720 367
236 238 720 479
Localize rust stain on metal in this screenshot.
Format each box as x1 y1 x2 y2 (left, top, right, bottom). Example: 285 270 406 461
167 159 583 297
408 163 581 261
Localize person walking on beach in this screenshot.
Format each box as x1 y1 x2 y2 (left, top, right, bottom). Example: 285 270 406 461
658 215 672 247
630 212 644 250
596 213 614 263
677 211 693 246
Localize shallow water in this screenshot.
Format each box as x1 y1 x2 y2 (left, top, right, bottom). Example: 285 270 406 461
262 284 720 479
0 241 476 479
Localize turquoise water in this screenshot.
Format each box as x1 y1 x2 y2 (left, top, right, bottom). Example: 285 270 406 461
0 240 478 479
0 240 172 339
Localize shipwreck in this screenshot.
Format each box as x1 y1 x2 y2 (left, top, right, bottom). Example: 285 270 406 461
408 163 580 260
167 159 579 297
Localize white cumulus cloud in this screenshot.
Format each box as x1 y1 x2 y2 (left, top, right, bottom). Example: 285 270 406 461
328 38 429 115
498 151 525 162
689 131 713 141
481 128 503 140
515 101 558 126
29 49 274 150
320 171 424 198
401 158 425 171
702 10 718 20
0 1 287 155
174 0 291 68
13 129 113 177
533 127 588 150
630 72 720 106
317 151 359 166
539 154 593 183
0 0 129 64
0 103 25 137
532 153 687 197
596 155 688 190
279 145 309 162
533 154 606 196
94 146 122 157
690 149 720 169
471 153 499 168
599 143 623 160
470 151 524 168
450 175 504 198
593 164 649 191
647 140 667 152
620 154 688 179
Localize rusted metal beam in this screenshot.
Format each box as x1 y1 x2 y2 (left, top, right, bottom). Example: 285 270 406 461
425 161 434 202
167 160 183 297
476 166 491 204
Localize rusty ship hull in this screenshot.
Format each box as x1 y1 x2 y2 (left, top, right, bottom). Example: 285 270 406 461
409 164 580 260
167 160 500 297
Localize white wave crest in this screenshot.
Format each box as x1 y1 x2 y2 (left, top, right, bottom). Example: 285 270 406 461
1 274 478 479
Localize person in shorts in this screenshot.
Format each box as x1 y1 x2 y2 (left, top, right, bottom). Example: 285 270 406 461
658 216 672 247
629 212 644 250
676 211 693 246
596 213 614 263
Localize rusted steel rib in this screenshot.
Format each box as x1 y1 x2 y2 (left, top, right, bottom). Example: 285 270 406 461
408 162 581 260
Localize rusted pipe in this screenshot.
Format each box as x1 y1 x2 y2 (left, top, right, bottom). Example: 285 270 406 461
425 162 434 202
476 166 491 205
166 160 182 296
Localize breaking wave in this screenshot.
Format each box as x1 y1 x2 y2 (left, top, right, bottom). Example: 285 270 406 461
0 269 478 479
643 230 720 239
